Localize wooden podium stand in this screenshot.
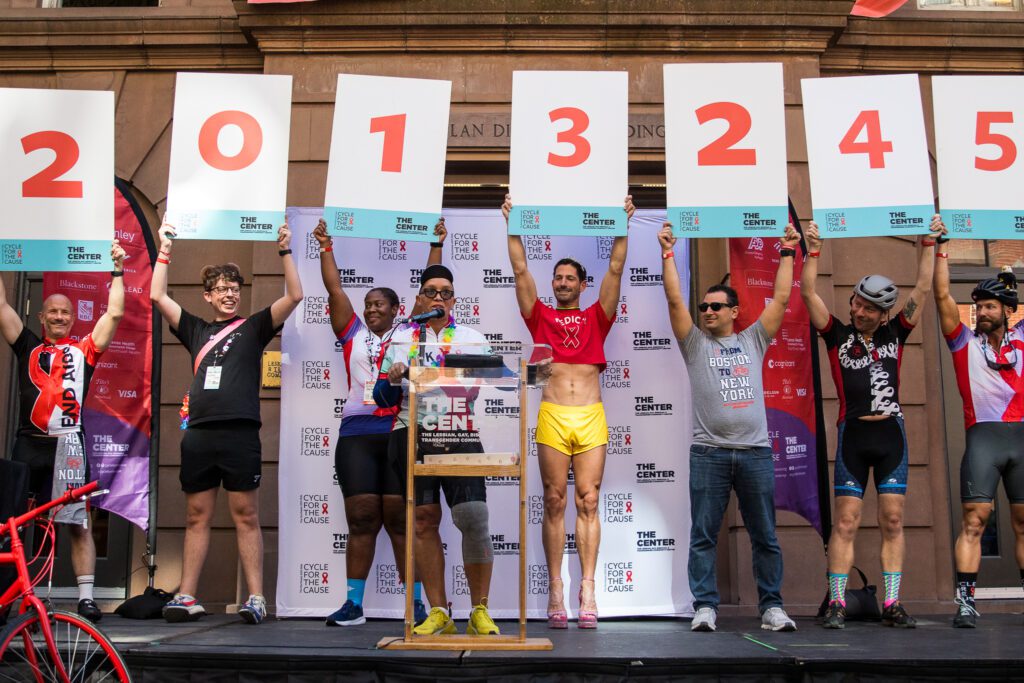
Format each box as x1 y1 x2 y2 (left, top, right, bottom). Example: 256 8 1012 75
377 342 553 651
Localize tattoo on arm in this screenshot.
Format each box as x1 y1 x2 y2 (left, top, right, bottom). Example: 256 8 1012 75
903 298 918 320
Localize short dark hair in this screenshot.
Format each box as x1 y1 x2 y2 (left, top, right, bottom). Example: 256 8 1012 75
367 287 399 308
553 258 587 282
200 263 244 291
705 284 739 307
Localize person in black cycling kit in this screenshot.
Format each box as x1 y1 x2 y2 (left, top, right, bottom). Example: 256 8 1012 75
802 217 944 629
935 243 1024 628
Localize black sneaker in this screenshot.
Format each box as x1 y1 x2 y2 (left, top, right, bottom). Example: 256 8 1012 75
881 601 916 628
77 599 102 623
822 600 845 629
952 598 978 629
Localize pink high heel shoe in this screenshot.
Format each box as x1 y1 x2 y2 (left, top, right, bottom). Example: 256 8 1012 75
577 578 598 629
547 577 568 629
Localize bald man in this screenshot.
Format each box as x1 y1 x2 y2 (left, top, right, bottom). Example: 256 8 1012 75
0 241 126 623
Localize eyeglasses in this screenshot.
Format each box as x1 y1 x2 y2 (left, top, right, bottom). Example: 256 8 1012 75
209 285 241 296
983 339 1018 372
698 302 735 312
420 288 455 301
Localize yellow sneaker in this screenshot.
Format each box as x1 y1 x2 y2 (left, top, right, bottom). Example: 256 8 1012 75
412 607 456 635
467 601 500 635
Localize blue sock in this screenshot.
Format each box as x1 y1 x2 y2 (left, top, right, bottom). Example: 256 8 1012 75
413 581 423 603
347 579 366 607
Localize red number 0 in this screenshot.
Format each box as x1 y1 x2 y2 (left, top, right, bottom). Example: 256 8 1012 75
369 114 407 173
198 111 263 172
975 111 1017 172
838 110 893 169
21 131 83 199
695 102 757 166
547 107 591 168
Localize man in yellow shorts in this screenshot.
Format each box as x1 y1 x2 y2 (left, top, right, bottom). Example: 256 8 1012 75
503 194 634 629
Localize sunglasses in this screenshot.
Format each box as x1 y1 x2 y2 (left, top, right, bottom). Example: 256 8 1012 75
983 340 1017 372
698 302 735 312
420 287 455 301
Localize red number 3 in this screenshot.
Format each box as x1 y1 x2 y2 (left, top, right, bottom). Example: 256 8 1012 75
21 131 83 199
547 107 591 168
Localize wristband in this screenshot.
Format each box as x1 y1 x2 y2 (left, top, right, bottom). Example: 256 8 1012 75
279 249 292 256
319 246 333 254
779 248 796 258
110 271 124 278
936 252 949 259
157 257 170 265
159 250 171 257
921 239 936 247
430 242 444 248
807 251 821 258
661 250 674 260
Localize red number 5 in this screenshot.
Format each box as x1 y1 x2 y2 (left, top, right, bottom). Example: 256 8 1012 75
21 131 83 199
695 102 757 166
547 107 591 168
975 111 1017 172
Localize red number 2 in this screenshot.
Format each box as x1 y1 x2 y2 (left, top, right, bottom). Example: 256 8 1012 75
838 110 893 169
975 111 1017 172
695 102 757 166
21 131 83 199
547 107 591 168
369 114 407 173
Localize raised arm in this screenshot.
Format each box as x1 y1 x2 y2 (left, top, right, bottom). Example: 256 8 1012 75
0 271 24 345
149 219 183 330
599 195 634 321
313 219 354 336
271 222 304 329
758 224 800 338
658 222 693 341
799 221 831 331
934 235 960 336
503 194 538 317
409 219 449 316
91 240 126 352
901 215 944 327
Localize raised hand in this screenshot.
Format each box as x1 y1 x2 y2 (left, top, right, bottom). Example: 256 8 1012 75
658 222 676 253
312 219 331 246
277 222 292 251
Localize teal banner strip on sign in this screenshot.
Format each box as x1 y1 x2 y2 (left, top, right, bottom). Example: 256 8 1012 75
0 239 112 272
170 209 284 241
940 209 1024 240
668 205 788 238
508 205 626 237
324 207 440 242
813 204 934 238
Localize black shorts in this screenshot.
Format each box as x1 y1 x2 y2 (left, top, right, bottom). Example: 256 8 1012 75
388 428 487 507
961 422 1024 504
833 417 908 499
180 420 262 493
335 432 402 498
12 435 59 505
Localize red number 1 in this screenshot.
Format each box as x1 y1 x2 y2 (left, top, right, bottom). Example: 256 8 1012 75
547 107 591 168
21 131 83 199
369 114 407 173
838 110 893 169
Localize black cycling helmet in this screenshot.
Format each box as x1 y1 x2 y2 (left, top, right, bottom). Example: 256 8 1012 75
853 274 899 311
972 269 1018 311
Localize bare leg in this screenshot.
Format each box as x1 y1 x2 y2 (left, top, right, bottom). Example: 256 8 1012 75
827 496 863 576
414 503 447 608
539 444 571 612
179 489 217 596
381 494 408 583
572 444 607 613
68 523 96 579
878 494 906 573
344 494 384 580
227 489 263 597
954 502 993 573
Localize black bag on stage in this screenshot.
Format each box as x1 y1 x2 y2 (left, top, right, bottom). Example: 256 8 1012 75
115 586 173 619
816 566 881 621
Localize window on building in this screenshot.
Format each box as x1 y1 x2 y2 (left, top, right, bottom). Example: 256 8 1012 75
948 240 1024 268
918 0 1020 10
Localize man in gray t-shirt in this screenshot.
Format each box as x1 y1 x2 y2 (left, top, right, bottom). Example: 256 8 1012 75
659 221 800 634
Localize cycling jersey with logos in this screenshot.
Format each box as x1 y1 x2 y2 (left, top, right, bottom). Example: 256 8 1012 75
819 313 914 423
13 328 101 437
946 320 1024 430
524 299 614 371
336 314 403 437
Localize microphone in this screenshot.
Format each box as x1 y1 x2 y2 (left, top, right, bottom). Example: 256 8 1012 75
401 308 446 324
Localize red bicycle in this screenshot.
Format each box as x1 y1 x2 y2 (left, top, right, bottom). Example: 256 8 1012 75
0 481 130 682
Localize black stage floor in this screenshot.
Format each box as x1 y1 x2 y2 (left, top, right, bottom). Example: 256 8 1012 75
93 612 1024 682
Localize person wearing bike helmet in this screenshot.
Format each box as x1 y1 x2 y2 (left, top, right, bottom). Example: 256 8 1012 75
802 215 945 630
935 248 1024 628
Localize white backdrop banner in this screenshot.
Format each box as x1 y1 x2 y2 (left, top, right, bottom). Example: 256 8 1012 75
277 206 694 619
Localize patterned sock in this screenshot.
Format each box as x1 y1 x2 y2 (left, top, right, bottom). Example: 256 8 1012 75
956 571 978 608
76 575 95 602
882 571 902 608
828 573 848 606
347 578 366 607
413 581 423 603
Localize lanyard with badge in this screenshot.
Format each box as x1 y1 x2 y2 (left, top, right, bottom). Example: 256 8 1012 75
362 322 398 404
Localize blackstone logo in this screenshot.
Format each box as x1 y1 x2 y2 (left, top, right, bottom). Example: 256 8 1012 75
482 268 516 288
636 530 675 552
451 565 470 597
451 233 480 261
634 395 673 417
483 397 519 417
332 533 348 554
299 562 329 594
604 561 634 593
303 296 330 326
607 425 632 456
299 493 330 525
602 492 634 524
454 296 481 326
338 268 375 289
636 462 675 484
528 495 544 525
490 534 519 556
376 563 406 595
302 360 331 390
528 564 549 596
628 266 662 287
379 239 409 261
301 426 331 457
563 533 578 555
601 360 631 390
632 330 672 351
524 235 553 261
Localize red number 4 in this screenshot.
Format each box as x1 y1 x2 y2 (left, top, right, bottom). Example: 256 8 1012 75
838 110 893 169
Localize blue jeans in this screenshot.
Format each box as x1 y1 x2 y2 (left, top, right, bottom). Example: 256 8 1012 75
688 444 784 614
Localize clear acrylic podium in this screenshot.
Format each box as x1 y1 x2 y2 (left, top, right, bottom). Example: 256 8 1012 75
377 339 554 651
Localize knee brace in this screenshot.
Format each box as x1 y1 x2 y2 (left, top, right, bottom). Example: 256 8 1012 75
451 501 492 564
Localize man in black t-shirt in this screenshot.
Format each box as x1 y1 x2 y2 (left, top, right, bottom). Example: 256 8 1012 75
1 241 127 623
801 217 944 630
151 220 303 625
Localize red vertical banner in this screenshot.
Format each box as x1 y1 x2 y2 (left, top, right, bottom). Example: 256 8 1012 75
729 234 823 534
43 182 153 529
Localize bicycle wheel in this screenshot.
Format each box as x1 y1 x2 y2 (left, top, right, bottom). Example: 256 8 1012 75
0 609 130 682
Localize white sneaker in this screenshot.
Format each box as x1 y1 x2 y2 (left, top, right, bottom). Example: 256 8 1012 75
691 606 717 632
761 606 797 632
